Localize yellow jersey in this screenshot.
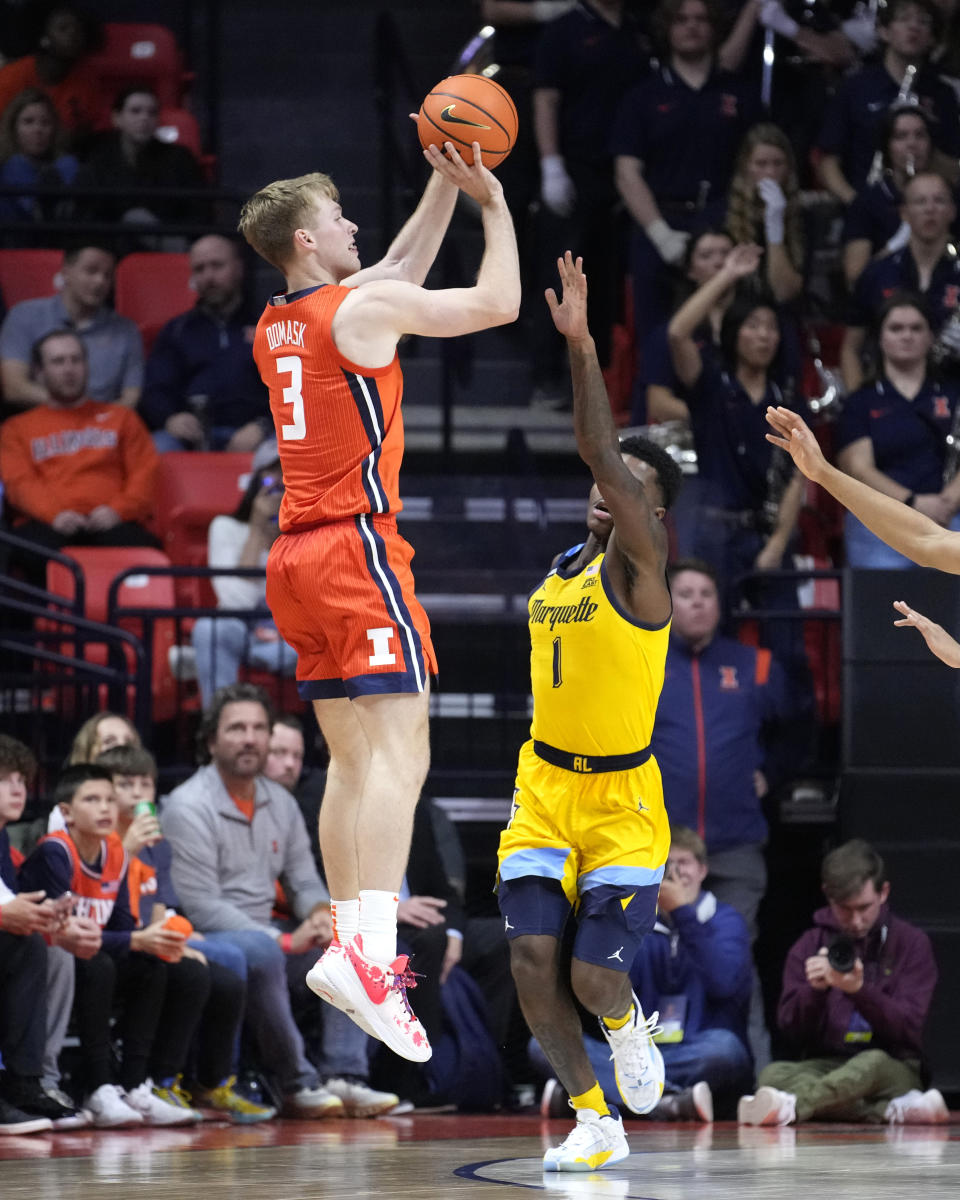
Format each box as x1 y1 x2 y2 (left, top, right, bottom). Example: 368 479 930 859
528 547 670 760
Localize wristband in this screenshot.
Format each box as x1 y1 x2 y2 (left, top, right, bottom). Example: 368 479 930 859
280 932 293 954
904 492 916 507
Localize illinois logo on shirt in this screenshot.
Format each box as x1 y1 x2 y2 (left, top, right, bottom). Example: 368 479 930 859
944 284 960 311
719 665 739 691
720 93 738 118
934 394 952 419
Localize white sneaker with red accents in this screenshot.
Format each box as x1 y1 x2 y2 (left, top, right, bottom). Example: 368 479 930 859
306 943 377 1039
737 1086 797 1126
306 935 431 1063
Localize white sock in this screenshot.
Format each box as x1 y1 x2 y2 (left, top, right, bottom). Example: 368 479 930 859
330 898 359 945
358 889 399 964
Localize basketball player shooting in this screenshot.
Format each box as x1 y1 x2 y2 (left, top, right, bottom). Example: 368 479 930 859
237 140 520 1062
496 254 682 1171
766 406 960 666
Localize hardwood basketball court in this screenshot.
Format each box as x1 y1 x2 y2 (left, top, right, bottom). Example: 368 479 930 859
2 1114 957 1198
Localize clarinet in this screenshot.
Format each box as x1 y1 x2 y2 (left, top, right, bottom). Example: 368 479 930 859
866 64 918 186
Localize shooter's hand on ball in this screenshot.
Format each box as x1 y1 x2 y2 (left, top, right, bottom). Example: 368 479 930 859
765 406 828 482
422 141 503 207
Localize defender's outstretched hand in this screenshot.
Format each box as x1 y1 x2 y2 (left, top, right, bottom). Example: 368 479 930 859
765 406 827 481
422 140 503 206
892 600 960 668
545 252 588 342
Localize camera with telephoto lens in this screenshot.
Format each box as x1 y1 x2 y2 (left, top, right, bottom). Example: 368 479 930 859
827 936 857 974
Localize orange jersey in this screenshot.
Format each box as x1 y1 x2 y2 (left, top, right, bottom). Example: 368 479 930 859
41 831 129 928
252 284 405 531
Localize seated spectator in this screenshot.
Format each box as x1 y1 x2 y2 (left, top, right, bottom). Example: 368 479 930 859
96 743 275 1123
0 734 87 1134
189 440 297 708
725 123 804 305
260 715 403 1117
738 839 948 1127
139 234 270 452
19 765 211 1128
842 171 960 391
817 0 960 204
78 86 207 245
836 293 960 567
642 227 734 427
0 330 159 578
0 87 78 237
842 104 939 289
667 244 805 592
613 0 758 388
68 710 141 764
0 5 101 139
537 826 753 1122
160 684 351 1120
0 242 143 407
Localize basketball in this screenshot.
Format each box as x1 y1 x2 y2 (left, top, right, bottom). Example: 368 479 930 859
417 74 518 168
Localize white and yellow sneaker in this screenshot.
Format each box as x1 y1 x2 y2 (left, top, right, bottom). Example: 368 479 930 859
542 1106 629 1172
598 996 664 1115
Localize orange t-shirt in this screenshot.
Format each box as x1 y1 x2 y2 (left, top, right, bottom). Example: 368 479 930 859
230 793 255 823
252 284 405 531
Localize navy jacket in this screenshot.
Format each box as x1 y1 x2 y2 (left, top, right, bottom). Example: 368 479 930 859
139 302 268 433
652 633 789 852
630 890 751 1046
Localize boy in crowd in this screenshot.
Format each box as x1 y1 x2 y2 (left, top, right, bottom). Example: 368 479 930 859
20 765 207 1128
96 744 275 1123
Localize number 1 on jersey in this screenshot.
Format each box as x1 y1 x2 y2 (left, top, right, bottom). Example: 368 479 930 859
552 636 562 688
277 355 305 441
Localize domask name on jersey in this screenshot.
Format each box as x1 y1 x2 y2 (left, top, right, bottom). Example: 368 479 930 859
264 318 307 352
31 427 118 462
529 595 599 631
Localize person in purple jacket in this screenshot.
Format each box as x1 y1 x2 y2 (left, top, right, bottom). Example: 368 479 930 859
739 838 948 1127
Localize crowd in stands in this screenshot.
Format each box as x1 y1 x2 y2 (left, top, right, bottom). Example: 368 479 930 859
0 0 956 1139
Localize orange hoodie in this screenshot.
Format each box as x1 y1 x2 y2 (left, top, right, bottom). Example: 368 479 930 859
0 399 158 524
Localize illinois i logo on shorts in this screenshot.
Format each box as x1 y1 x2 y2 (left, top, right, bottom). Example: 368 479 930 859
367 626 397 666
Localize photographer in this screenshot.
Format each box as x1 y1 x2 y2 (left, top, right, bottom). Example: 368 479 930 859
189 440 297 706
738 839 948 1126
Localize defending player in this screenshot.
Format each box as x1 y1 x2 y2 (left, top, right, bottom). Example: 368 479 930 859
238 142 520 1062
766 406 960 663
498 254 682 1171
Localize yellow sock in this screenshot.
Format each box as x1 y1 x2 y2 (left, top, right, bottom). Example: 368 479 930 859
602 1004 634 1031
569 1082 609 1117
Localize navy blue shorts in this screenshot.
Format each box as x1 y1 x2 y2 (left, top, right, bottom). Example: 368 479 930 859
498 875 659 971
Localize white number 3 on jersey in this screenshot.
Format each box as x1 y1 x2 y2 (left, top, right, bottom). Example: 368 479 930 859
277 355 306 441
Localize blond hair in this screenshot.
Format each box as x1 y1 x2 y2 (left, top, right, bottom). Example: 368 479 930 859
68 712 141 765
238 171 340 270
726 123 804 272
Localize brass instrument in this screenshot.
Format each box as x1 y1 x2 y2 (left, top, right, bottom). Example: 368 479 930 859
866 63 919 186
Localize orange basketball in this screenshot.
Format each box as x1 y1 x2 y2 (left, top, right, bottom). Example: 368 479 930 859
418 74 518 169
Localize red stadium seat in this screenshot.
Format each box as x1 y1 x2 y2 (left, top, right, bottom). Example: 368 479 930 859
0 249 63 308
154 452 254 607
156 106 217 184
87 22 192 123
45 547 180 721
114 252 194 353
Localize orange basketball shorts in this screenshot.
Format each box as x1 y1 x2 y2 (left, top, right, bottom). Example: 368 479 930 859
266 513 437 700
